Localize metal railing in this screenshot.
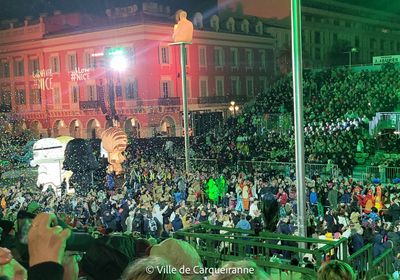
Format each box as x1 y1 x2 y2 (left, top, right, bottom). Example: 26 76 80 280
175 223 393 279
237 160 339 178
79 100 99 110
174 223 351 279
158 97 180 106
369 112 400 135
359 166 400 183
176 157 218 171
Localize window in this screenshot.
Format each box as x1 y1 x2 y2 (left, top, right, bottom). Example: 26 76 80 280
50 56 60 73
14 59 24 77
0 61 10 78
315 47 321 60
259 77 267 93
159 46 170 64
380 39 385 50
390 41 395 51
67 53 77 71
126 79 138 99
230 48 238 68
245 49 253 68
246 77 254 96
397 42 400 52
28 58 39 75
160 80 172 98
199 46 207 67
314 31 321 44
355 36 360 48
71 85 79 103
214 47 224 67
128 47 136 65
15 88 26 105
215 77 224 96
231 77 240 96
30 89 41 104
53 86 61 104
86 85 97 101
370 39 376 49
241 20 249 33
199 77 208 97
259 50 266 69
84 52 94 68
333 33 338 43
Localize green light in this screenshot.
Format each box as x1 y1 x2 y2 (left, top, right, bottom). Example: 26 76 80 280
106 47 126 56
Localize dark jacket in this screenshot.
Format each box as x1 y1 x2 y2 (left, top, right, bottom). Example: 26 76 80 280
349 233 364 255
28 262 64 280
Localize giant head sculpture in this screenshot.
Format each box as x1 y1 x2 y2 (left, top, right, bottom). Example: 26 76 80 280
173 9 193 43
30 138 64 195
101 127 128 175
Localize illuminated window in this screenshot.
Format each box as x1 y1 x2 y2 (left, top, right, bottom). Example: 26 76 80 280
86 85 97 101
214 47 224 67
245 49 253 68
28 58 40 75
159 46 170 64
246 77 254 96
160 80 172 98
199 46 207 67
0 60 10 78
231 77 240 96
30 88 41 104
15 88 26 105
199 77 208 97
67 53 77 71
230 48 238 68
71 85 79 103
126 79 138 99
53 86 61 104
216 77 224 96
50 56 60 73
13 59 24 77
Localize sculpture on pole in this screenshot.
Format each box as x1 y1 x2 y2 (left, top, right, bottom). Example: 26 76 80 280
173 9 193 43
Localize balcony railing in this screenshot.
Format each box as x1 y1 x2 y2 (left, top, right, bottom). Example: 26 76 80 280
158 97 180 106
0 104 11 112
79 100 99 110
198 95 248 105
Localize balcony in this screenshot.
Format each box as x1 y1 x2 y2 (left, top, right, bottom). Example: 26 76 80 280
79 100 99 110
158 97 180 106
0 104 11 112
198 95 248 105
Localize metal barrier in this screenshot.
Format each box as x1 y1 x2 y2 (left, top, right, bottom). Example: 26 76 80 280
174 223 349 279
369 112 400 135
237 160 339 178
175 157 218 171
175 223 394 279
358 166 400 183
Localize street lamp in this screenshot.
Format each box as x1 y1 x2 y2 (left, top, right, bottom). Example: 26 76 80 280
229 101 239 116
344 47 358 68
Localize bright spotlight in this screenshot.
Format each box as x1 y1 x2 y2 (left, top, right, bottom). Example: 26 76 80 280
110 55 128 72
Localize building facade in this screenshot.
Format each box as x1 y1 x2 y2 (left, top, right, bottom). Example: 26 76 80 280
0 3 275 139
266 0 400 70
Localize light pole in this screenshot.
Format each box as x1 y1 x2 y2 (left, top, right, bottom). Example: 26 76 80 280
291 0 307 240
344 47 358 68
229 101 239 116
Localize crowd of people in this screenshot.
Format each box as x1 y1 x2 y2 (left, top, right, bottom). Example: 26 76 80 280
0 65 398 279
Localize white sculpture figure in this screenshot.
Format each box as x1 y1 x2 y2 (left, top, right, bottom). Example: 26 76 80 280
30 138 64 196
56 136 74 194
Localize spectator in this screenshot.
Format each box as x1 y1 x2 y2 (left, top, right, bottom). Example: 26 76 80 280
317 260 355 280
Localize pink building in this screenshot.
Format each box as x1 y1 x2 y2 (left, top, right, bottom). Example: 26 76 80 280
0 3 274 138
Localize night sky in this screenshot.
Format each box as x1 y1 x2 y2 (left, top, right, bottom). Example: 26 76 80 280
0 0 398 23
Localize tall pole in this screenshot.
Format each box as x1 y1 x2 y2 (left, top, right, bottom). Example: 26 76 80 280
180 43 190 173
349 51 352 68
291 0 307 238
